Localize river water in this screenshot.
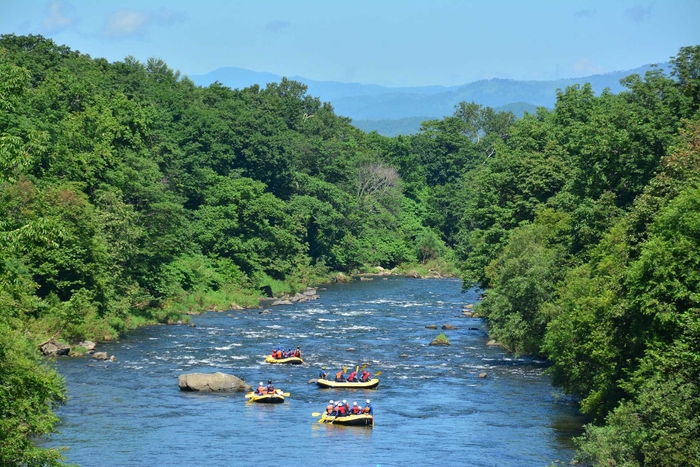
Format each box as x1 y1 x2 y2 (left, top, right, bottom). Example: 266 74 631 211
46 277 583 467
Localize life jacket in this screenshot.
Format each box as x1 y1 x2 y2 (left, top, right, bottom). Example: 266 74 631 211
267 385 275 394
363 406 370 414
326 404 333 413
257 386 266 394
336 371 344 380
338 405 347 415
276 350 283 358
361 371 370 381
352 406 360 414
348 371 357 381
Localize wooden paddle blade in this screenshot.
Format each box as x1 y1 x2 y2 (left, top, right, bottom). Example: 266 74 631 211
355 366 359 374
343 366 347 373
375 371 382 376
312 412 323 417
281 392 291 397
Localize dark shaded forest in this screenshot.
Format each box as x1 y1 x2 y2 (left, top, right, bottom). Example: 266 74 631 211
1 35 698 466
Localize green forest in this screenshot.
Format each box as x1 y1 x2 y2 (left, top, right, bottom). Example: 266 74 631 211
1 34 698 466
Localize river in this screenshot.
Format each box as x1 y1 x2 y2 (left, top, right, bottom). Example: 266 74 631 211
46 277 583 467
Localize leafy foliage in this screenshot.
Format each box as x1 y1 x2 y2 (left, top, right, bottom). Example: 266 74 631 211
1 33 699 465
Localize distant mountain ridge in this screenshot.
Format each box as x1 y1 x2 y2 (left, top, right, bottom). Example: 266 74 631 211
189 63 669 135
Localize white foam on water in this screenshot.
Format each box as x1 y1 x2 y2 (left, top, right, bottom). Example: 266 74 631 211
336 310 371 317
214 343 241 350
340 325 375 331
242 331 267 338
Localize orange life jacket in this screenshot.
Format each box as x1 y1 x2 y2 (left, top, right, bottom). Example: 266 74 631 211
326 404 333 413
336 371 344 379
257 386 265 394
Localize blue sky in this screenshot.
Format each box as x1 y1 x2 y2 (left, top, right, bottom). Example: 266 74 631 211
1 0 699 87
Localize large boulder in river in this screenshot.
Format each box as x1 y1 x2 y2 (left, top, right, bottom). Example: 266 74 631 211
178 372 251 392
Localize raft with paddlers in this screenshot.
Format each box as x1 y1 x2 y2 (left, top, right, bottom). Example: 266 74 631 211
245 389 290 403
265 355 304 364
267 346 303 364
316 377 379 389
317 413 374 426
318 366 381 388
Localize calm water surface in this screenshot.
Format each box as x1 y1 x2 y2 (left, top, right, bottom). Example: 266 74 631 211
47 277 582 467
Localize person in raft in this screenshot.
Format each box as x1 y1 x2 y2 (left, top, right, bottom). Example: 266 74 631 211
359 369 372 382
326 400 335 415
294 346 302 358
336 401 348 417
351 402 361 415
255 382 266 395
347 369 358 382
335 368 346 382
266 380 275 394
363 399 374 415
319 367 328 379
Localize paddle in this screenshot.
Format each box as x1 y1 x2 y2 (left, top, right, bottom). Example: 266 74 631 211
311 412 323 417
343 366 347 374
275 390 291 397
375 371 382 377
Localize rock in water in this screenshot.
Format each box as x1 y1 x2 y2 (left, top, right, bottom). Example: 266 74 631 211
178 372 250 392
39 339 70 357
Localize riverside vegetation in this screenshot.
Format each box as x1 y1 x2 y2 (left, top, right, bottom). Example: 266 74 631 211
0 35 698 466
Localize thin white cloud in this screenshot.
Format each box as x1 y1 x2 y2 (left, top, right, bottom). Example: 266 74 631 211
625 4 653 23
573 9 597 19
103 7 185 39
42 1 77 34
573 57 606 76
266 20 290 32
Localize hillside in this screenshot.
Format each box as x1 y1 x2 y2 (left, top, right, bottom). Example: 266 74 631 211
190 64 668 135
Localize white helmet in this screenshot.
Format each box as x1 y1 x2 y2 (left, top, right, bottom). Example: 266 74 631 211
329 400 334 404
353 402 357 406
366 399 370 404
342 400 347 404
259 382 263 386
